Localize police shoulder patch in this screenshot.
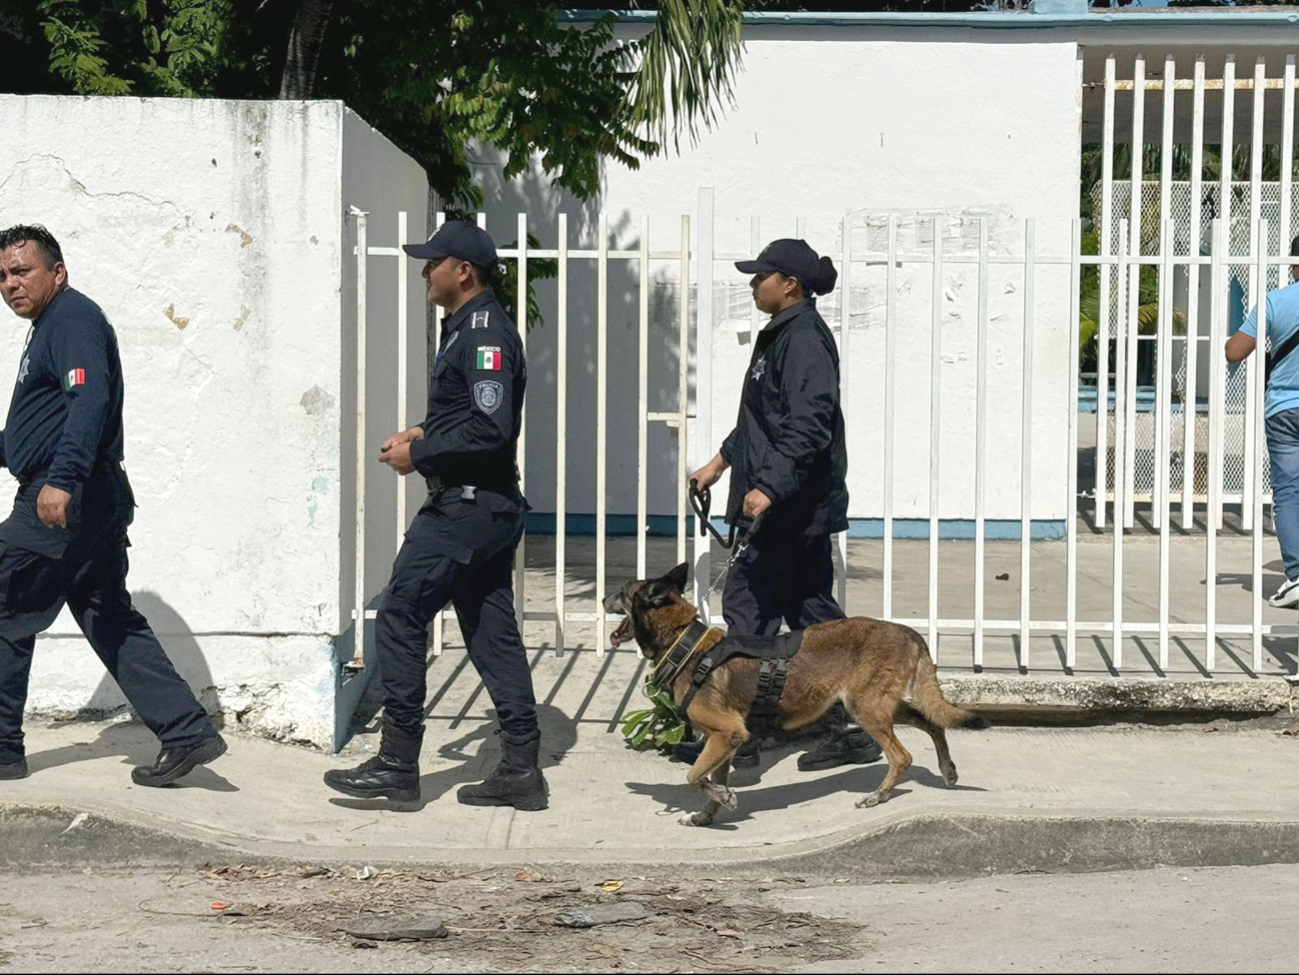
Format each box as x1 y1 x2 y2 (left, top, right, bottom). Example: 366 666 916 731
473 380 505 415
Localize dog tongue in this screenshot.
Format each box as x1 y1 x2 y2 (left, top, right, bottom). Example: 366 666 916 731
610 617 631 648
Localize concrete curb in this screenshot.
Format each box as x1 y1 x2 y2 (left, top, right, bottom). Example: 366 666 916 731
8 802 1299 881
941 675 1298 720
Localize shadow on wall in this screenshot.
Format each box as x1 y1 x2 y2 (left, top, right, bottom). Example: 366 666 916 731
73 591 221 729
477 156 692 524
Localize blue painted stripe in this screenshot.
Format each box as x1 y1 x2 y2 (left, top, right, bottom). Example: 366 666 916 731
524 513 1067 541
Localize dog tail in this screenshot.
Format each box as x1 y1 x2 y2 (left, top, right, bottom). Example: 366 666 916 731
909 632 990 731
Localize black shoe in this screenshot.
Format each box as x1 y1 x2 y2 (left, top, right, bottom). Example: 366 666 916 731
731 739 760 769
0 758 28 780
797 730 883 772
324 722 422 803
132 734 228 787
457 730 548 811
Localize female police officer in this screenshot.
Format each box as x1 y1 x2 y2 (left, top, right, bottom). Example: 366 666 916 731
690 238 881 771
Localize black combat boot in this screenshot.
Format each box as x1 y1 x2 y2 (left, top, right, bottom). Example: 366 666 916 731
797 703 883 771
324 721 422 803
457 729 548 811
731 738 761 768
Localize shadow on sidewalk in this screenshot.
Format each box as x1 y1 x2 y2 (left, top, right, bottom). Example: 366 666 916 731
327 702 577 813
625 759 985 826
23 592 232 792
24 721 237 792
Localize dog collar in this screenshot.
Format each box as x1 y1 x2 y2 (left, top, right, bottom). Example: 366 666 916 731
649 620 715 692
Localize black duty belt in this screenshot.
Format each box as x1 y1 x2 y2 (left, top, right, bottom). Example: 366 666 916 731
18 458 124 493
426 478 516 500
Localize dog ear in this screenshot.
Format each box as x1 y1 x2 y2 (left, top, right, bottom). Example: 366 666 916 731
664 562 689 594
638 579 676 609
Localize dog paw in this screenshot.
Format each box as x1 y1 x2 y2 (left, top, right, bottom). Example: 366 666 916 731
942 763 959 787
855 792 883 809
679 811 713 827
706 785 738 810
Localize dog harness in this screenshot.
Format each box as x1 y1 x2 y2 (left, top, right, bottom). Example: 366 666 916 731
653 622 803 736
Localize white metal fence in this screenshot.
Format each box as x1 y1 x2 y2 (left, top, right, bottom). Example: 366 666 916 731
346 192 1299 681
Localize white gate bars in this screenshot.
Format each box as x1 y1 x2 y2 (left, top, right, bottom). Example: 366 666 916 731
345 206 416 672
348 193 1299 680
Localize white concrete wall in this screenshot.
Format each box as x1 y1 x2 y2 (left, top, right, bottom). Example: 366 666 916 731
0 96 425 748
476 26 1082 524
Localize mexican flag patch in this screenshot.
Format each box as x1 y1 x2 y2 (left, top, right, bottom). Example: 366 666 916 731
61 368 86 391
476 347 502 371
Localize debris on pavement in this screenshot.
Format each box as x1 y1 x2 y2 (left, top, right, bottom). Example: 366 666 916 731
342 915 449 942
184 864 862 969
554 902 650 928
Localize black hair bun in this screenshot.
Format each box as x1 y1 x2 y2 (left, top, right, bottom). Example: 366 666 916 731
814 256 838 295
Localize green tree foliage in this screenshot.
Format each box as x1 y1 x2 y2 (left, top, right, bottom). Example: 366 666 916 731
7 1 746 326
10 0 746 212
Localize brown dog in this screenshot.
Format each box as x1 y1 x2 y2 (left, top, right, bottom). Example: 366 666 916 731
604 563 988 826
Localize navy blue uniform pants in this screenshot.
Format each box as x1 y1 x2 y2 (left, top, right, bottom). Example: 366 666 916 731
722 531 845 636
376 489 538 740
0 523 216 764
721 531 855 739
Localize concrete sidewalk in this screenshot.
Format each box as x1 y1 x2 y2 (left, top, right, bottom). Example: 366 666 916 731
5 657 1299 876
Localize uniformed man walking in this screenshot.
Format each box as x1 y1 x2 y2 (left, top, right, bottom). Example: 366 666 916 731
0 225 225 785
691 238 882 771
325 220 545 811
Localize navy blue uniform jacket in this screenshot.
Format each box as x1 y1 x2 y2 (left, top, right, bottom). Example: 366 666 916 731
0 287 131 558
410 289 526 498
721 298 849 537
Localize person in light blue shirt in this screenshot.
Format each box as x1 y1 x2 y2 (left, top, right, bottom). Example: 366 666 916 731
1225 233 1299 607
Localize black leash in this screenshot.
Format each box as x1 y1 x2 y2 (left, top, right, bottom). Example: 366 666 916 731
689 478 739 549
689 478 768 608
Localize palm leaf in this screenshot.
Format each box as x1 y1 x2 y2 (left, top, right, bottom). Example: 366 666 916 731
624 0 747 153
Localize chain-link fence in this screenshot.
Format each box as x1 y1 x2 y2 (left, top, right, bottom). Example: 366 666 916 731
1092 180 1297 506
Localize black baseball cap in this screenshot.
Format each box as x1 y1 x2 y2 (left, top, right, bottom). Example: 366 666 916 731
403 219 497 267
735 238 821 293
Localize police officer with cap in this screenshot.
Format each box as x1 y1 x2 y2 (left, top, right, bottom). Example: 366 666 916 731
325 219 546 811
690 238 882 771
0 224 225 786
